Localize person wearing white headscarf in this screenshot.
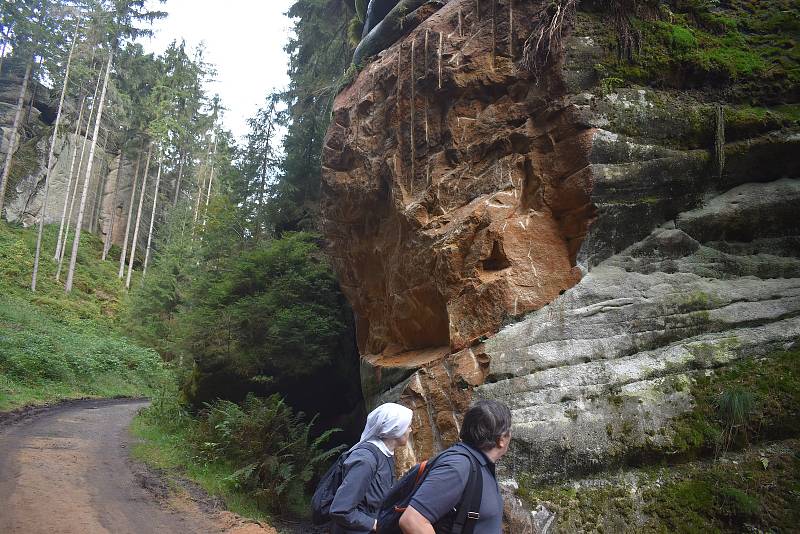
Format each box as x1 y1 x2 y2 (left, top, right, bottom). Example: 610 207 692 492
330 403 413 533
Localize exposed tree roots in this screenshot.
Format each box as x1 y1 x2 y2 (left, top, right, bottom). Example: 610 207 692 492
521 0 577 81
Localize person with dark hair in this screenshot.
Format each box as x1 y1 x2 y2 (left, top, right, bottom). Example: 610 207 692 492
398 399 512 534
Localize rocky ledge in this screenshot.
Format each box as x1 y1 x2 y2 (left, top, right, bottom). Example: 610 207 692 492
321 0 799 530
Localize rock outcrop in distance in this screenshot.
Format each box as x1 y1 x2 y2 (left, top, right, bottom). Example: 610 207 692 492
322 0 800 529
0 60 135 249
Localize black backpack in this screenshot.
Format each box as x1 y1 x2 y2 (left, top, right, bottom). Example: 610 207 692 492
376 444 483 534
311 442 383 525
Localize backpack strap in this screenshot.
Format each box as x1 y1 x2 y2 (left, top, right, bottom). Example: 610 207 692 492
357 442 385 472
448 448 483 534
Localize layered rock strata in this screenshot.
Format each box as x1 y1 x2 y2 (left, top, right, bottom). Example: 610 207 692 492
0 62 136 249
321 0 800 526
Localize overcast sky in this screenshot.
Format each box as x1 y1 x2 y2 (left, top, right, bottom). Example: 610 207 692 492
143 0 295 141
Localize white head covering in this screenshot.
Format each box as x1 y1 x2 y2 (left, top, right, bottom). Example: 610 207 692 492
349 402 413 453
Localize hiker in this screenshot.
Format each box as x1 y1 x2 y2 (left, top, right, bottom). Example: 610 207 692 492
330 402 414 533
398 400 512 534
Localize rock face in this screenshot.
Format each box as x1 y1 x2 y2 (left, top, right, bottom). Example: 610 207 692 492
322 0 594 462
322 0 799 527
0 62 136 250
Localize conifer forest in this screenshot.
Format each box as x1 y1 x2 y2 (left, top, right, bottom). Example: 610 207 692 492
0 0 798 532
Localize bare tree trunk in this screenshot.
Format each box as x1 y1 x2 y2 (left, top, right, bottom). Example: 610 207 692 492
193 141 212 228
57 67 102 276
102 146 124 260
65 49 113 293
126 143 152 288
202 164 216 231
89 132 109 232
172 151 184 207
0 54 34 216
25 58 41 125
0 38 7 78
54 95 86 261
118 146 142 278
32 19 80 291
142 152 163 280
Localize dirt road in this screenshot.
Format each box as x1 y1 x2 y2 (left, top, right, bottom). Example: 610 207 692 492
0 399 274 534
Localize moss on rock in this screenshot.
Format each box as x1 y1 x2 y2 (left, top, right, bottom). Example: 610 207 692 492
517 439 800 533
588 0 800 104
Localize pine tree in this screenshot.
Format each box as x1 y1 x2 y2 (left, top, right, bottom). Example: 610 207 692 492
64 0 166 292
117 143 142 278
126 142 152 288
31 10 82 291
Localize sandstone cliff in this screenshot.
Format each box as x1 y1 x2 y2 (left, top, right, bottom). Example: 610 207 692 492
0 60 136 249
322 0 799 530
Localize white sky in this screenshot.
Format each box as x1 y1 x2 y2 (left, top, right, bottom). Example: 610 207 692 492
142 0 295 141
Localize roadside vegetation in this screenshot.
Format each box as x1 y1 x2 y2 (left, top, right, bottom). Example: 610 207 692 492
0 220 169 411
131 387 342 519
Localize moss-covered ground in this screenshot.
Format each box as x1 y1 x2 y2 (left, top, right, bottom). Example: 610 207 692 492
0 221 168 411
665 348 800 457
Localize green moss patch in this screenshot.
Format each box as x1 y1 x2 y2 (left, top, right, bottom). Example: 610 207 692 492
517 440 800 533
662 347 800 458
592 0 800 103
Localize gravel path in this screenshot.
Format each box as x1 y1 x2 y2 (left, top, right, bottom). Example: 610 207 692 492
0 398 274 534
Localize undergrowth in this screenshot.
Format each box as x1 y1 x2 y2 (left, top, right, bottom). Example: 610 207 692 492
0 221 161 410
131 386 342 519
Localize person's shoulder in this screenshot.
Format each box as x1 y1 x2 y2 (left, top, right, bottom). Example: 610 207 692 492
430 446 473 474
344 445 380 467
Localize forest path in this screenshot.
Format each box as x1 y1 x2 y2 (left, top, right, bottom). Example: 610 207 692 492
0 399 271 534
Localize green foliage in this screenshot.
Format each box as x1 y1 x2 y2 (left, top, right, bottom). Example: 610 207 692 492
124 202 196 357
0 222 170 410
718 387 755 429
200 394 343 515
273 0 355 232
355 0 367 22
180 231 349 407
667 23 697 52
133 390 341 518
596 0 800 99
348 16 365 47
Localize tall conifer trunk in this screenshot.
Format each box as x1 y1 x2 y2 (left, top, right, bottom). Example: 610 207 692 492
32 17 80 291
54 95 86 261
0 55 34 216
142 152 163 279
118 147 142 278
126 144 152 288
117 147 144 280
57 67 102 278
89 132 109 231
102 147 124 260
172 151 184 206
65 49 114 293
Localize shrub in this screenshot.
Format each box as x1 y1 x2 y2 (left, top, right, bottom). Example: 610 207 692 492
197 393 343 516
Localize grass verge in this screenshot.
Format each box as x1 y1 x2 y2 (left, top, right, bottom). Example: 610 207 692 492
129 397 273 523
0 221 163 411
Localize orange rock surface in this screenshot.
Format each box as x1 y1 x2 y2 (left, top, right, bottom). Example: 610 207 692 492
321 0 595 461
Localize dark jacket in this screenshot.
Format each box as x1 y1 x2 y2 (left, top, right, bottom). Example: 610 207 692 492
330 444 396 533
408 443 504 534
